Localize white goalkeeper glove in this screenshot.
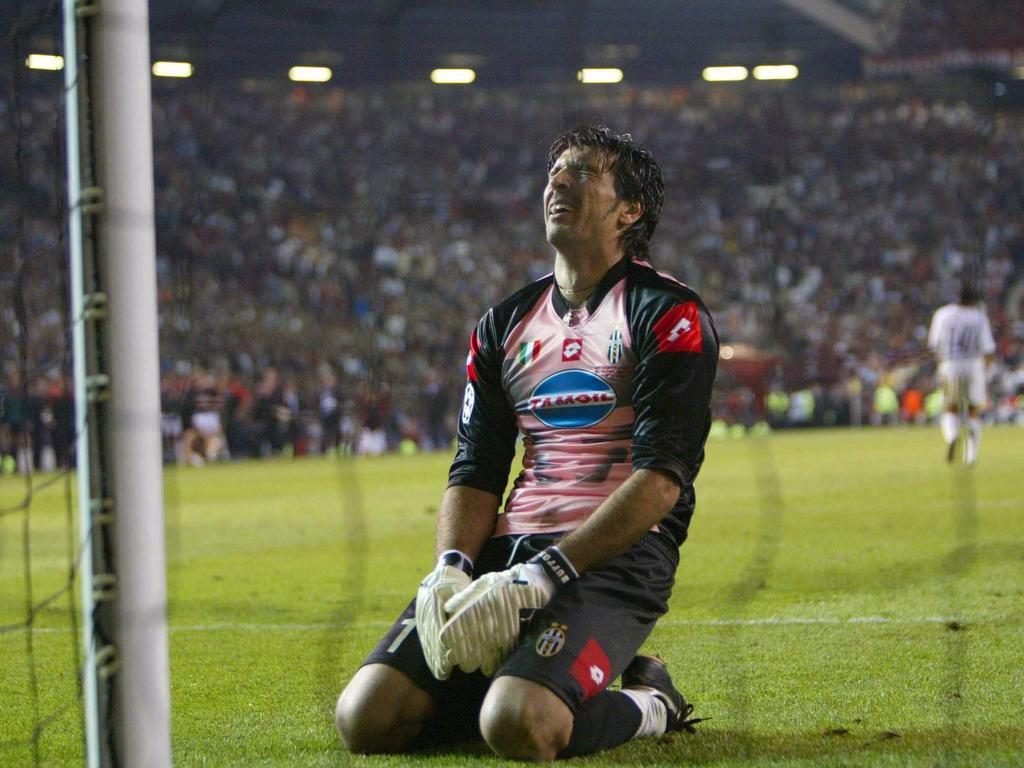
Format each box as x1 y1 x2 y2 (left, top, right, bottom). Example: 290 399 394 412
415 550 473 680
440 546 578 677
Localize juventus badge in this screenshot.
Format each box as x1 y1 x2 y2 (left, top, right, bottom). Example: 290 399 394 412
607 327 623 364
535 623 568 657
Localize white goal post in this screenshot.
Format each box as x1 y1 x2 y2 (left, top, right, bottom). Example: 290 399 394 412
63 0 172 765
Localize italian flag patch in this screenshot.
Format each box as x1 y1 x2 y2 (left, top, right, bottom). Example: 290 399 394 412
518 340 541 365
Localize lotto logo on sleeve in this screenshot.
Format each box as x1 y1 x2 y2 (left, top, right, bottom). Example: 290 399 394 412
570 638 612 700
652 302 702 353
562 338 583 361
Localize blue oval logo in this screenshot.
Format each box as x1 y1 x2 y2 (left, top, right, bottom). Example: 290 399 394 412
523 370 617 428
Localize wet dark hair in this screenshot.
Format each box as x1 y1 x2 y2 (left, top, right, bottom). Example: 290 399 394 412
547 124 664 261
959 261 982 304
959 280 981 305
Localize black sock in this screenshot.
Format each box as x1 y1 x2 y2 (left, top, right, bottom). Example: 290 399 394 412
559 690 642 758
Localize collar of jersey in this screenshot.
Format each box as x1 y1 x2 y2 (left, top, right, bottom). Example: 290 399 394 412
550 256 629 318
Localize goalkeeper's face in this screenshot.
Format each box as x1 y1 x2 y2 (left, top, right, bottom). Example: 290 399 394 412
544 146 636 255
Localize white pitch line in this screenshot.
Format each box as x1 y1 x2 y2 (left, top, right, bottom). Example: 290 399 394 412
167 615 1002 632
660 615 963 627
10 614 1014 636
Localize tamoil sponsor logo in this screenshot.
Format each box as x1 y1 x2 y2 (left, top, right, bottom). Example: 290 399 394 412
522 369 616 428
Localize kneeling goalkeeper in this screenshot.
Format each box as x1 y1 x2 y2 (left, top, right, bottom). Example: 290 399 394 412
335 124 718 761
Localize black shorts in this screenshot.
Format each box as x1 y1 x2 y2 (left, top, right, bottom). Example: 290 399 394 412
362 529 679 732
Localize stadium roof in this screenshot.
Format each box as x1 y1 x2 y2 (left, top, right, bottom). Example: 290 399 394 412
8 0 879 86
146 0 867 86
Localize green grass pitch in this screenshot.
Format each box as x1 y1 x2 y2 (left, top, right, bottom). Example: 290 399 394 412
2 425 1023 766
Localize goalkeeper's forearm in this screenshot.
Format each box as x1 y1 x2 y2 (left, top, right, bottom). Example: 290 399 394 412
556 469 680 572
434 484 500 560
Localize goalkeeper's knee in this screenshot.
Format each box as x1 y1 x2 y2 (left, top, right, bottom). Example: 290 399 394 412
335 666 431 754
480 677 573 761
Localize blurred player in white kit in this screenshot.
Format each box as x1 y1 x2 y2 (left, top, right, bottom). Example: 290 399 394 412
927 280 996 464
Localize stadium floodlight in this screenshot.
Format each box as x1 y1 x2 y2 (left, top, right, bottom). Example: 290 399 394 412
702 66 748 82
753 64 799 81
152 60 193 78
578 67 623 84
26 53 64 70
430 68 476 84
289 66 332 83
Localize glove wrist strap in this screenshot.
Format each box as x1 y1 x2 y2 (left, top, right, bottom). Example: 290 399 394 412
530 545 578 587
438 549 474 576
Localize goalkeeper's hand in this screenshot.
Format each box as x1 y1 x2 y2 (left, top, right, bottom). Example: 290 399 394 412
414 550 473 680
440 546 577 677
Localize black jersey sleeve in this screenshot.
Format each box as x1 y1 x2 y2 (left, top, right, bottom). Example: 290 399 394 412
628 270 718 489
446 309 519 497
447 278 551 497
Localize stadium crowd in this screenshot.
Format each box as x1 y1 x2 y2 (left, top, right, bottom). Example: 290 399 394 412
3 77 1024 469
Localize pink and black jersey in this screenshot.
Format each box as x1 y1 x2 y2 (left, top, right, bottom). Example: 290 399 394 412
448 257 718 548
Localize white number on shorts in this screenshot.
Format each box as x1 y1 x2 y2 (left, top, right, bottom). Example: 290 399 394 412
387 618 416 653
